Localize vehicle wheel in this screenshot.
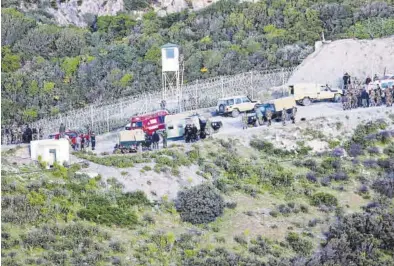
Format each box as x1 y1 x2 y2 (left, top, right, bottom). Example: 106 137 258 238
334 94 342 102
219 104 225 114
232 109 240 118
302 97 311 106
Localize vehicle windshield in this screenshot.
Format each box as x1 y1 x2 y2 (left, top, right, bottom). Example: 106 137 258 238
241 97 251 103
132 122 143 128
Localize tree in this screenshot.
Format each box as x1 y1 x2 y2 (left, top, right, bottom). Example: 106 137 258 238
14 25 60 58
55 28 87 57
1 8 36 46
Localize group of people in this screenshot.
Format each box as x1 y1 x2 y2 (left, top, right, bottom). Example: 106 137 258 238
143 130 168 151
341 74 393 110
242 106 297 129
184 123 199 143
59 123 96 151
1 125 43 145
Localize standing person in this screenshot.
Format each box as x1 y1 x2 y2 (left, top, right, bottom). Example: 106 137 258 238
71 136 77 151
343 72 351 91
375 87 382 106
255 106 263 126
161 130 168 148
152 131 160 149
242 113 248 130
282 108 287 126
191 124 198 142
206 118 212 137
291 107 297 124
386 87 393 107
80 134 85 151
25 125 33 143
365 77 372 85
76 135 81 151
369 89 376 107
59 123 66 138
361 89 369 108
266 110 272 126
91 132 96 150
373 74 379 81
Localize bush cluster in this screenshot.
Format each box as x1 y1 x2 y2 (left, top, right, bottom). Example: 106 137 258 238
175 184 225 224
285 232 313 256
310 192 338 207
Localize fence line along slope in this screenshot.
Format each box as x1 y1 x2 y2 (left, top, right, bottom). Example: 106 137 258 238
31 68 295 137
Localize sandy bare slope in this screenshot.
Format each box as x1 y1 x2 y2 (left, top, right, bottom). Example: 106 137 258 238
288 37 394 87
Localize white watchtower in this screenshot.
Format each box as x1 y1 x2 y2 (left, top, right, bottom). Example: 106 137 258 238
161 43 184 112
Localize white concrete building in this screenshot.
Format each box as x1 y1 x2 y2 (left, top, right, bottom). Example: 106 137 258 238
30 139 70 168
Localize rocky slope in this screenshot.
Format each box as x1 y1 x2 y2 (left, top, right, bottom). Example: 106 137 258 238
20 0 226 27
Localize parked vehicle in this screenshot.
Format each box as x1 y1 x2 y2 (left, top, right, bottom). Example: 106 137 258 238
128 110 169 136
255 96 297 121
49 130 89 143
114 129 146 153
216 95 259 117
288 83 343 106
165 114 201 141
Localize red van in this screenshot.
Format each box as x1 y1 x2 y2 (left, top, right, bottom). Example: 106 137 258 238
129 110 169 136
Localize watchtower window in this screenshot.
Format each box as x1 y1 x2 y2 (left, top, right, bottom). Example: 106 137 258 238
166 48 175 59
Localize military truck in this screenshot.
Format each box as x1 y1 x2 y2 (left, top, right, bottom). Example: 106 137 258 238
114 129 146 153
288 83 343 106
254 96 297 122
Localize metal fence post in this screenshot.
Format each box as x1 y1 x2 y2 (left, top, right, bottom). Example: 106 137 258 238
90 106 94 130
221 77 224 98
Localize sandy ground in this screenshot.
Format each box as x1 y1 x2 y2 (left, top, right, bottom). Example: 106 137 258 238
288 37 394 87
3 102 394 200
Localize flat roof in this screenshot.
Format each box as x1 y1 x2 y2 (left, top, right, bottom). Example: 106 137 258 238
161 43 179 48
218 95 248 100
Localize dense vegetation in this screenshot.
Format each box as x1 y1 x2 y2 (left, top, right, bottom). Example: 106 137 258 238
2 0 394 126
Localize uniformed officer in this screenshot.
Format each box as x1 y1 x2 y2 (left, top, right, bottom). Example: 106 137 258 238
370 89 376 107
266 110 272 126
282 108 286 126
255 106 263 126
291 106 297 124
375 88 382 106
386 87 393 107
242 113 248 130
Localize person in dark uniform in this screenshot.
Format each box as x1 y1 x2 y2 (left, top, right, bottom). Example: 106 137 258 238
343 72 351 91
152 131 160 149
91 132 96 150
191 124 198 142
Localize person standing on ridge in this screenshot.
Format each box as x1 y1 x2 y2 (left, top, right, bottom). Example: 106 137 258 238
343 72 351 91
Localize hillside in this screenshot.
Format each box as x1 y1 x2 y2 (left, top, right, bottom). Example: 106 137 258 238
288 37 394 87
2 103 394 265
2 0 394 127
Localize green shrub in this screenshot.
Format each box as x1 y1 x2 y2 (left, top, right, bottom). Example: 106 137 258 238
116 191 151 208
286 232 313 255
310 192 338 207
78 205 138 228
175 184 224 224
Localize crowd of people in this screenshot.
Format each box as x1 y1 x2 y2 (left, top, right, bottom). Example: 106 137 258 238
1 125 43 145
58 123 96 152
342 73 393 110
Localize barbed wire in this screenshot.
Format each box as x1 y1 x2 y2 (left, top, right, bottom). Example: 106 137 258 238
28 67 295 137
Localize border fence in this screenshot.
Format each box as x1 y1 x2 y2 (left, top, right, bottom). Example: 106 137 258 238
27 67 295 138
